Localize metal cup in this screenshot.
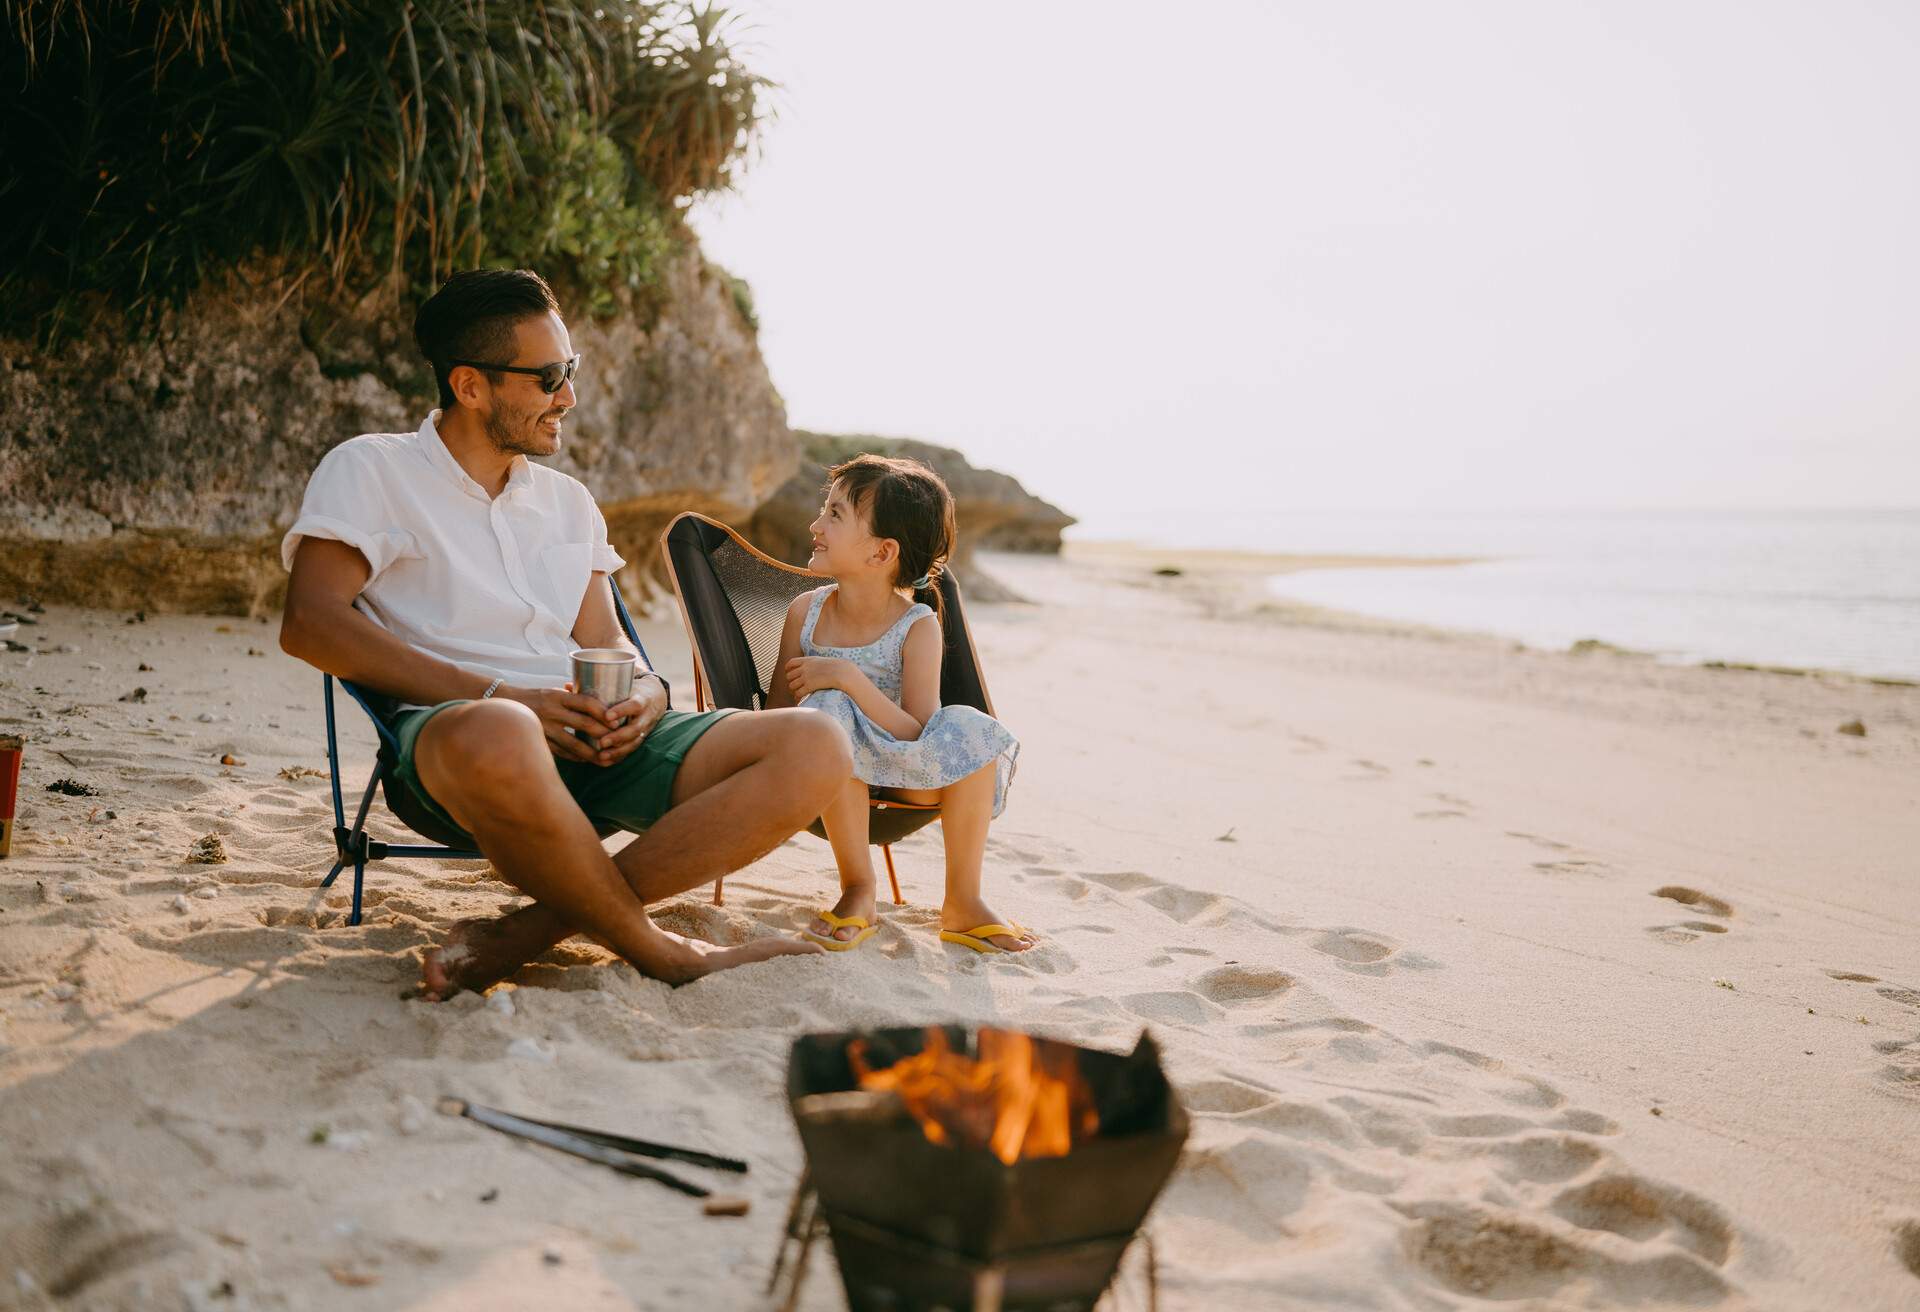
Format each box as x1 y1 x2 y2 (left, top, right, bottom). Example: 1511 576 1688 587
570 649 636 742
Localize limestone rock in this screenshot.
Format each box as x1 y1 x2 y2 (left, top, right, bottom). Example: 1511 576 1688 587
0 242 793 615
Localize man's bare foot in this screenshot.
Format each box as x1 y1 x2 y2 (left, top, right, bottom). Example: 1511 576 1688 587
417 905 825 998
416 912 563 1001
940 898 1035 952
642 927 825 984
807 881 878 943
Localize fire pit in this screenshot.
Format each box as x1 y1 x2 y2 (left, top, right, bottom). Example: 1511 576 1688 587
770 1025 1188 1312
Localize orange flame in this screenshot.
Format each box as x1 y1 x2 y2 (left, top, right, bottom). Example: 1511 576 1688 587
848 1028 1100 1165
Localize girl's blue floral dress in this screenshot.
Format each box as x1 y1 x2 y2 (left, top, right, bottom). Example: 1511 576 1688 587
800 585 1018 817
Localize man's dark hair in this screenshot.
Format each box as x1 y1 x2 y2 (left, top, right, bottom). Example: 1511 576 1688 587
412 269 561 409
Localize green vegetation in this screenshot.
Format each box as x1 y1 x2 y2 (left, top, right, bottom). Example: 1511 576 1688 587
715 264 759 331
0 1 770 339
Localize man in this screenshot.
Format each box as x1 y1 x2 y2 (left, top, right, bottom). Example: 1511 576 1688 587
280 269 843 995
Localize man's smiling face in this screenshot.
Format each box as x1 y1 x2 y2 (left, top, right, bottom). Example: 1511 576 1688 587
478 311 577 458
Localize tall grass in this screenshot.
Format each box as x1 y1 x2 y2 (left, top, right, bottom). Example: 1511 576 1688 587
0 0 770 338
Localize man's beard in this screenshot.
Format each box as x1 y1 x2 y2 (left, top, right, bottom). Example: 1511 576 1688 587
483 399 562 456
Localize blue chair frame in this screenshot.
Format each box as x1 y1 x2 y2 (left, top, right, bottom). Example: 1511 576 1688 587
319 578 652 926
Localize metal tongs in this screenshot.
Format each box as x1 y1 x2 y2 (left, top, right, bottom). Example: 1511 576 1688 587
438 1097 751 1212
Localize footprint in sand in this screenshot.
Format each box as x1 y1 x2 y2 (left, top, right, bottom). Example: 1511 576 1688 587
1653 886 1733 918
1193 964 1294 1006
1821 969 1920 1007
1879 1061 1920 1101
1139 884 1228 925
1477 1134 1606 1184
1550 1173 1735 1265
1893 1219 1920 1280
1506 830 1572 852
1535 859 1608 876
1309 928 1400 974
1419 1041 1568 1110
1647 921 1730 945
1081 869 1159 894
1121 990 1224 1027
1178 1075 1278 1115
1399 1200 1728 1303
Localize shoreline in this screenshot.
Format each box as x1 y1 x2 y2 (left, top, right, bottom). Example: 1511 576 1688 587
1060 537 1482 576
1055 538 1920 691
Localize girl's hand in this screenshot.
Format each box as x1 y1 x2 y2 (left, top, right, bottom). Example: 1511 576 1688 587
785 656 855 700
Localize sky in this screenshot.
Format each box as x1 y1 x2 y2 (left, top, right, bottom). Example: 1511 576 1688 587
689 1 1920 530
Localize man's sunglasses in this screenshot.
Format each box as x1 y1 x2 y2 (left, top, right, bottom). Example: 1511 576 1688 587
447 353 582 394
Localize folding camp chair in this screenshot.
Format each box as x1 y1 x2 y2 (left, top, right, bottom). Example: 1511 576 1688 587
319 576 652 926
659 511 999 907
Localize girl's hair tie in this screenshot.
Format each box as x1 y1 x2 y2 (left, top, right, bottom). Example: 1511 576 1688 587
910 573 933 590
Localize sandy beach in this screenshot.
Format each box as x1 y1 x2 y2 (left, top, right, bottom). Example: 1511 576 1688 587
1 546 1916 1311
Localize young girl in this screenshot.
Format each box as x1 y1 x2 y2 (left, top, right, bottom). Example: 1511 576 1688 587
764 454 1029 954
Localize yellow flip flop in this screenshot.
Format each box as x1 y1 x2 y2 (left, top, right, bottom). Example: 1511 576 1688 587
939 923 1035 954
801 909 877 952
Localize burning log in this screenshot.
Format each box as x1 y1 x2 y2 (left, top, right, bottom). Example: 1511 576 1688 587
848 1027 1100 1164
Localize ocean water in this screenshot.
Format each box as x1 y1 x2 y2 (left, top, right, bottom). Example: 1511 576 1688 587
1065 509 1920 681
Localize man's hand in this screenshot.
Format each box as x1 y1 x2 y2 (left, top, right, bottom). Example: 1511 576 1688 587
784 655 855 702
581 674 670 767
500 684 644 765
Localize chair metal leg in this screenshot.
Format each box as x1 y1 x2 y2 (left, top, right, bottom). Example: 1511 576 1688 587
882 845 903 905
712 875 725 906
348 852 366 926
321 856 347 889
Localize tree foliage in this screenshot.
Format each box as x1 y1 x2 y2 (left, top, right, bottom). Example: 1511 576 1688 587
0 0 769 336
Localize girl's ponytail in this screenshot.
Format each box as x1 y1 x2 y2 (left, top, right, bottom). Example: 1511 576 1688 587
913 559 947 629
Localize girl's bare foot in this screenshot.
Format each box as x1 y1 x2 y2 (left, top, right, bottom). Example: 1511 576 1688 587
940 897 1035 952
808 880 878 943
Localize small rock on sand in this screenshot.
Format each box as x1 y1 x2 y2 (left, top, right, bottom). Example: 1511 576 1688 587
396 1095 431 1136
191 885 220 900
186 834 228 864
169 894 192 914
1837 719 1867 737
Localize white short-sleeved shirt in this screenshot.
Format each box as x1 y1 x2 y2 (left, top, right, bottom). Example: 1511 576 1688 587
281 411 626 709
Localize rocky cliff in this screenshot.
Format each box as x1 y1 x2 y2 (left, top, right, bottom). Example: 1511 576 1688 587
1 247 1072 617
0 245 794 615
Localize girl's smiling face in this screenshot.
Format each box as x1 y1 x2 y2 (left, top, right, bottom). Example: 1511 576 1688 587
808 481 882 577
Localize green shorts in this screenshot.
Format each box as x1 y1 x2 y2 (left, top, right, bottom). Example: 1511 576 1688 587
388 702 737 839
